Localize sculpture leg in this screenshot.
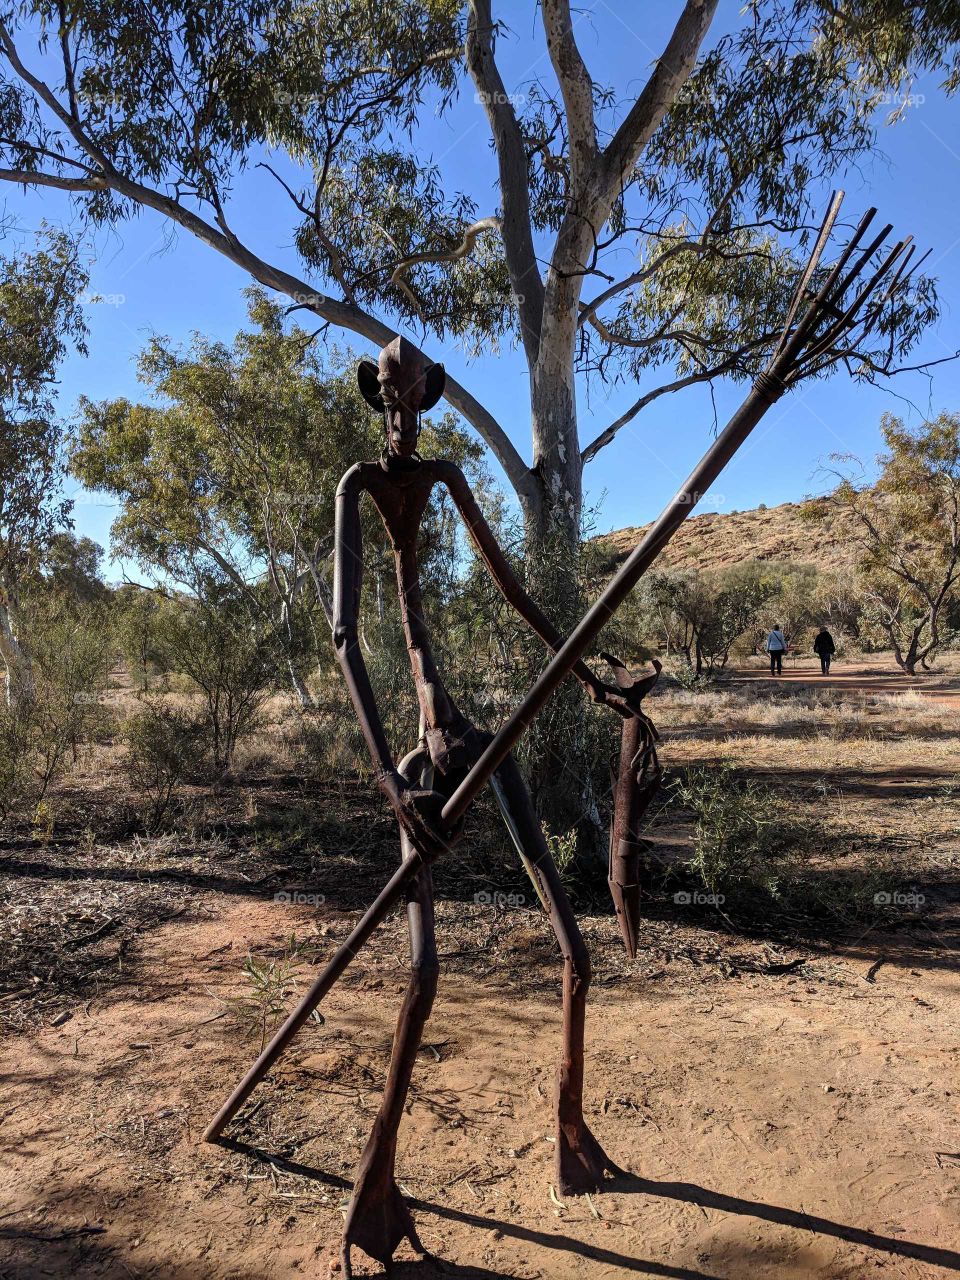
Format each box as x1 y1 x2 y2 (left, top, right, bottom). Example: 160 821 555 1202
491 756 622 1195
342 750 437 1278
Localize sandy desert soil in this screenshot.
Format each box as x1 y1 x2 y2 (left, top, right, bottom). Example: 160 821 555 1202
2 658 959 1279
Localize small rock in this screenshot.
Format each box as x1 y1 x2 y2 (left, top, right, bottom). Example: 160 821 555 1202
822 1084 835 1093
51 1011 72 1028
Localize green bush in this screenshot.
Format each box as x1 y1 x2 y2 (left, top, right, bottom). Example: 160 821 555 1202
124 698 207 829
150 590 279 775
0 704 32 817
0 597 112 815
670 763 807 901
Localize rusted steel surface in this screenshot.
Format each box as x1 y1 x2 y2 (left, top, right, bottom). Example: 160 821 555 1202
204 198 922 1277
602 654 663 958
207 335 643 1276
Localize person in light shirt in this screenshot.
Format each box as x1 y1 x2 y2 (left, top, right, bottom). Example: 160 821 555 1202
765 624 787 676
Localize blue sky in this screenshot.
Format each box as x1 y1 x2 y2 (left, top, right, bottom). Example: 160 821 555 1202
3 4 960 581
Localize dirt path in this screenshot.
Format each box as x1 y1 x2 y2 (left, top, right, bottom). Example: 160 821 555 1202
732 656 960 712
2 890 959 1279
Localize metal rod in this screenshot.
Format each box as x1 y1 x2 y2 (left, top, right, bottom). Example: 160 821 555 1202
202 851 428 1141
440 384 785 827
775 190 846 353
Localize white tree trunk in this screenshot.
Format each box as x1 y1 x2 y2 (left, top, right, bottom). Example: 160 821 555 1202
0 598 33 709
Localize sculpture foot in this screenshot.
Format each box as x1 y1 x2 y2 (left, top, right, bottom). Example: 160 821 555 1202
342 1170 426 1278
556 1117 623 1196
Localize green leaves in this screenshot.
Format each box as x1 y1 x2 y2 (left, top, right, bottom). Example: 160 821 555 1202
2 0 958 516
817 411 960 670
0 230 88 592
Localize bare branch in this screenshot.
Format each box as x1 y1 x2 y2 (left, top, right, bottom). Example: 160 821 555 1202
581 353 755 464
387 216 501 312
598 1 719 216
466 0 545 362
540 0 597 190
0 167 105 193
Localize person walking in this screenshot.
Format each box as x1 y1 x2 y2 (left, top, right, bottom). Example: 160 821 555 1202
813 626 836 675
765 624 787 675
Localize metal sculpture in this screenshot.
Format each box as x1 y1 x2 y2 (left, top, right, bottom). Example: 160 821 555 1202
603 654 662 958
203 193 922 1277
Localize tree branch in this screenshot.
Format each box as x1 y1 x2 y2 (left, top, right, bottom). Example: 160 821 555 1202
466 0 545 363
581 359 746 464
0 163 534 505
598 0 719 215
388 216 501 311
0 168 105 193
0 30 537 507
540 0 597 191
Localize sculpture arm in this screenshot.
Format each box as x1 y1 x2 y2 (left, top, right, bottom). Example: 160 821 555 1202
439 462 606 703
332 467 403 803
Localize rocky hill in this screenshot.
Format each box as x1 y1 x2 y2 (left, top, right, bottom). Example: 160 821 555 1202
596 497 858 575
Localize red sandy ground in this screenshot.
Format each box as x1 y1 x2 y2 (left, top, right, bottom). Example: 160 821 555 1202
2 659 959 1279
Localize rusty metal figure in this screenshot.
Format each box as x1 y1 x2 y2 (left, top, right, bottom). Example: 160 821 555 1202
330 335 654 1273
204 193 921 1276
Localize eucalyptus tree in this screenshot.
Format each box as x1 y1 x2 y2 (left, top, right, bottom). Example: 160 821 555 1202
5 1 958 844
0 230 87 706
0 0 955 567
807 413 960 674
71 289 494 705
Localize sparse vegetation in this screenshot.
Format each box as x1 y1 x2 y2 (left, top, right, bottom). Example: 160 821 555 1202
124 697 207 830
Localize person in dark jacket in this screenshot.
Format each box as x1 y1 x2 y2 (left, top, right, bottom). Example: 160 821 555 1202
813 627 836 674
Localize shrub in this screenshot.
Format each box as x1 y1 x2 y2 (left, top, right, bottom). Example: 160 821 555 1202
25 599 114 799
0 704 32 817
0 597 112 814
125 698 207 829
151 590 279 775
670 763 808 901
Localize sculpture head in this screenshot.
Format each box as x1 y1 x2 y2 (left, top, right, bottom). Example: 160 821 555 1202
357 337 445 458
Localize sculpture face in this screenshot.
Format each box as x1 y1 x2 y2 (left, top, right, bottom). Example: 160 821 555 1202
357 336 445 458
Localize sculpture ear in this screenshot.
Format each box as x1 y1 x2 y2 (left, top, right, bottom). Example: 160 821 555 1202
420 362 446 412
357 359 384 411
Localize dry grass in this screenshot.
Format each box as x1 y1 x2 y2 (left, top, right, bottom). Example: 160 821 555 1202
2 655 958 1034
